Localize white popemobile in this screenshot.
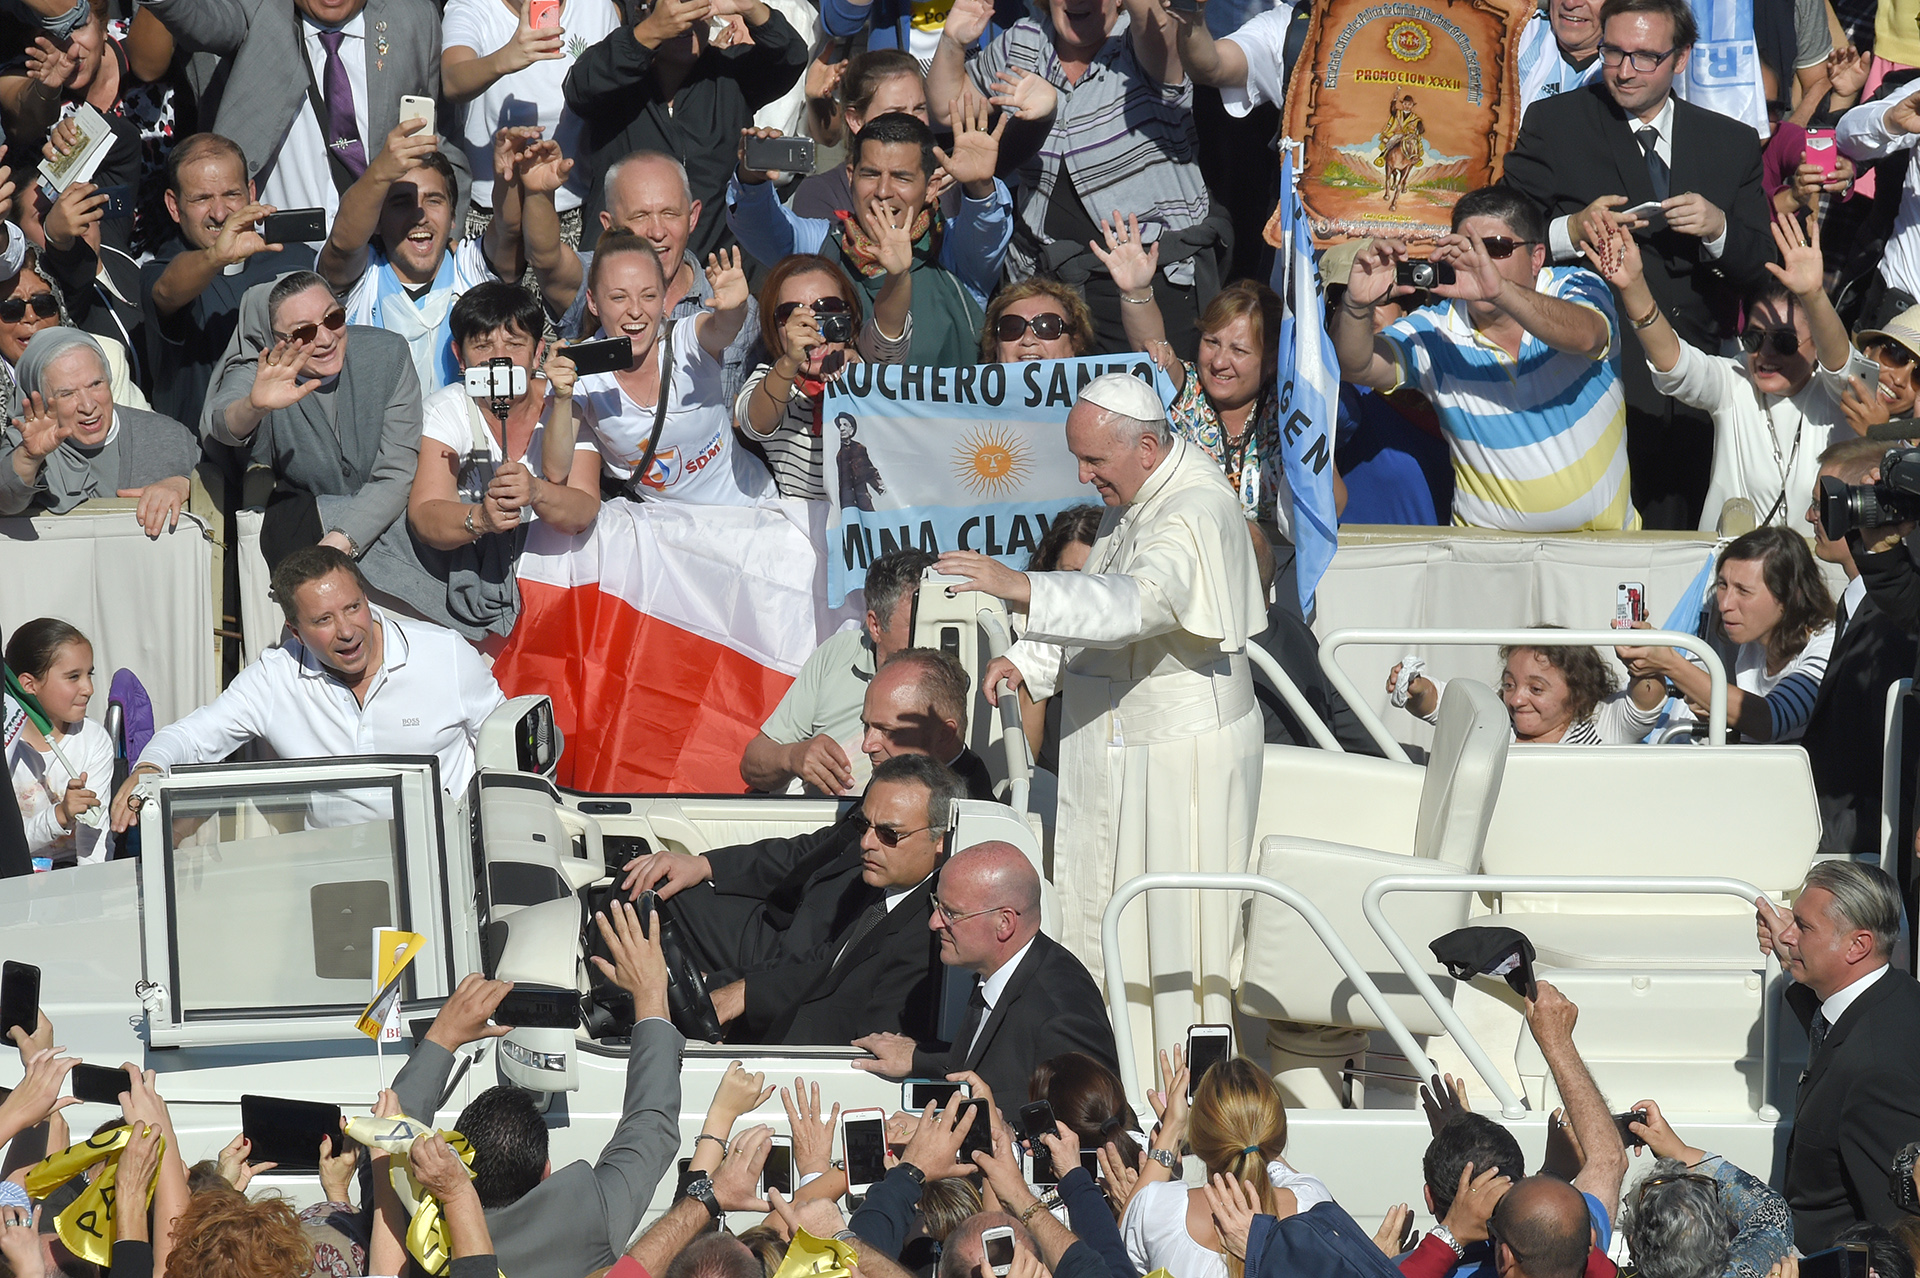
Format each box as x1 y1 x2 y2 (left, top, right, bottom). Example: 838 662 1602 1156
0 583 1829 1236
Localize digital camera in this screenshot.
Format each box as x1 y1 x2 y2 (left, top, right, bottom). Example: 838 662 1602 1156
1817 446 1920 539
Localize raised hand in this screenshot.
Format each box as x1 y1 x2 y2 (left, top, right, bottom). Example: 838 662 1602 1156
499 0 565 72
15 393 71 459
1889 89 1920 136
1148 1045 1190 1149
711 1061 777 1125
1097 1141 1143 1210
318 1126 358 1204
1345 237 1413 308
871 198 916 276
1765 210 1824 297
780 1077 841 1177
42 116 80 165
988 69 1055 120
368 119 441 187
1570 193 1636 249
735 126 792 185
1419 1073 1470 1135
705 247 750 312
514 138 574 196
933 91 1008 194
24 37 74 90
635 0 713 49
0 1047 78 1132
1756 895 1793 962
1829 44 1869 98
44 180 105 251
1429 232 1506 303
1089 211 1160 294
591 899 671 1021
216 1133 276 1190
939 0 994 48
543 343 578 399
409 1133 477 1202
805 54 847 103
1842 375 1891 433
0 148 15 224
212 202 278 267
491 125 546 191
1580 213 1643 292
778 303 823 365
248 339 321 412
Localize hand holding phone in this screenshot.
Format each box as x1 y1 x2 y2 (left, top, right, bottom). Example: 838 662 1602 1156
1804 129 1839 178
565 335 635 376
1186 1024 1233 1100
1 962 40 1043
841 1107 888 1195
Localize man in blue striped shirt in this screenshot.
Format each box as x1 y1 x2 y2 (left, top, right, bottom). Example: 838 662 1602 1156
1332 186 1638 532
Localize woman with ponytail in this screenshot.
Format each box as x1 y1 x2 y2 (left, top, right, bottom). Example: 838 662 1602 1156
1120 1058 1332 1278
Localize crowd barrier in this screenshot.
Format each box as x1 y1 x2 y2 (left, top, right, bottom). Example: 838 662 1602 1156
0 501 220 730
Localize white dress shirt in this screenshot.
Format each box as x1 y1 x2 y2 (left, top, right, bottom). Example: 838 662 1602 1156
140 607 506 798
1819 960 1889 1028
260 12 372 230
966 936 1035 1058
1547 96 1729 262
1838 96 1920 298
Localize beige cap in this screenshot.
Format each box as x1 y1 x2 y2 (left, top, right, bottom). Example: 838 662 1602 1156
1078 371 1166 422
1855 304 1920 360
1319 237 1372 291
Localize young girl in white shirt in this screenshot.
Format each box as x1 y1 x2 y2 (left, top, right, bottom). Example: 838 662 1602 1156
6 619 113 868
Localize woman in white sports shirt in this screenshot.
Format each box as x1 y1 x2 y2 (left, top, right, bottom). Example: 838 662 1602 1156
574 232 773 503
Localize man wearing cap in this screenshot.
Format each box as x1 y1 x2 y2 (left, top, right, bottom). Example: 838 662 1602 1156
934 372 1266 1084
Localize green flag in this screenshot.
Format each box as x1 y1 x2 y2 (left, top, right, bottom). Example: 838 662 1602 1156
3 661 53 737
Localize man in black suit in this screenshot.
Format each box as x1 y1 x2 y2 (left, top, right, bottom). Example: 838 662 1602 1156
852 841 1120 1102
1803 439 1920 858
1757 861 1920 1247
1502 0 1775 529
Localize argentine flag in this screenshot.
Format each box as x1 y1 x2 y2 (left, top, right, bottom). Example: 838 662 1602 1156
1269 147 1341 616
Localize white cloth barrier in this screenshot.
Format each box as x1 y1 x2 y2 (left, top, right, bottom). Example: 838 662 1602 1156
236 510 277 667
0 506 217 730
1312 530 1732 751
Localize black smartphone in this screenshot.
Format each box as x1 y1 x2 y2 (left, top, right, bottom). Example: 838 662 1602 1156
69 1063 127 1106
1187 1023 1233 1100
1 962 39 1041
492 986 581 1030
261 207 327 244
1395 260 1456 289
821 36 846 63
1801 1245 1871 1278
95 184 133 219
240 1094 343 1170
957 1097 993 1162
743 135 817 175
566 336 635 376
675 1156 699 1198
1079 1148 1101 1176
1613 1109 1649 1150
763 1136 793 1195
842 1108 888 1195
906 1079 966 1110
1018 1100 1056 1142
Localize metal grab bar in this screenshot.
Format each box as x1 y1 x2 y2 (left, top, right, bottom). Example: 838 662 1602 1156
976 611 1032 816
1319 628 1731 762
1247 644 1343 753
1360 874 1780 1120
1102 872 1439 1108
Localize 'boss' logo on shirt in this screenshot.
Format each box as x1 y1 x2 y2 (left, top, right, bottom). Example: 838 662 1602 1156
402 718 420 727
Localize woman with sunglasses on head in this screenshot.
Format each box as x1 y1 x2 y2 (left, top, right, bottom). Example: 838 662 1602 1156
980 278 1095 363
736 244 913 501
1588 209 1876 538
207 270 427 572
1837 306 1920 436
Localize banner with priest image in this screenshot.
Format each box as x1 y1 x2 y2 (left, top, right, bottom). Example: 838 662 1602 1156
822 357 1176 606
1279 0 1530 245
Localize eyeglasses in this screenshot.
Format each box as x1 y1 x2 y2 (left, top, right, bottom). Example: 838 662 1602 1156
1738 327 1804 357
1478 236 1535 260
931 898 1020 925
1598 42 1679 72
1634 1172 1719 1206
773 295 852 325
850 811 935 847
996 312 1069 342
0 293 58 324
273 308 347 345
1868 338 1918 368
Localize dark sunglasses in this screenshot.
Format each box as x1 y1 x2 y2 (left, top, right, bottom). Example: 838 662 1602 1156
1867 338 1918 368
849 811 932 847
773 295 851 325
1479 236 1534 259
0 293 58 324
996 312 1069 342
274 308 348 345
1738 327 1803 358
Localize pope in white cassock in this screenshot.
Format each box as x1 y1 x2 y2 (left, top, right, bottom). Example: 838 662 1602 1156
935 373 1267 1082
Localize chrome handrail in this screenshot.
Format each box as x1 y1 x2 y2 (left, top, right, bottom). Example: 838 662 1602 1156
976 610 1031 816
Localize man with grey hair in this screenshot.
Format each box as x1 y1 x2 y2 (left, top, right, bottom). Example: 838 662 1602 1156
508 147 759 398
741 547 936 794
934 372 1265 1083
854 840 1118 1101
1757 860 1920 1247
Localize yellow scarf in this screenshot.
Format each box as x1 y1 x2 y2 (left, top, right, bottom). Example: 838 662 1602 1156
772 1230 859 1278
24 1127 162 1267
343 1113 494 1277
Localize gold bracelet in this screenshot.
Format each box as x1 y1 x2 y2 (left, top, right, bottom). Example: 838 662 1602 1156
1018 1199 1049 1226
1628 303 1663 331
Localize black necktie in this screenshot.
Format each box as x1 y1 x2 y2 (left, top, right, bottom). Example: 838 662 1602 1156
829 898 889 978
955 983 988 1061
1810 1010 1832 1059
1636 125 1671 202
1836 596 1852 644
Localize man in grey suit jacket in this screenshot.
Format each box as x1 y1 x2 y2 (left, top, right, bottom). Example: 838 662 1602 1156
139 0 465 223
392 902 682 1278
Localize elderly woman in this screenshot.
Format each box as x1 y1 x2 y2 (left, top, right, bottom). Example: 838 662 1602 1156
736 251 911 501
206 270 424 571
1620 1099 1790 1278
0 327 195 534
0 248 145 424
1589 210 1875 537
981 277 1095 363
928 0 1214 358
1618 526 1833 744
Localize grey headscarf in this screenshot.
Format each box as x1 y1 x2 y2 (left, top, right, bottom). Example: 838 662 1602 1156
15 328 118 504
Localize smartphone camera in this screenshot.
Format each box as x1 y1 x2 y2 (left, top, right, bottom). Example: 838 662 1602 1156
981 1226 1016 1278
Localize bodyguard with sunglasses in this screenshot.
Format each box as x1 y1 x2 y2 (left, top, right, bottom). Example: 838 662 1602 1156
617 651 995 1044
1502 0 1775 531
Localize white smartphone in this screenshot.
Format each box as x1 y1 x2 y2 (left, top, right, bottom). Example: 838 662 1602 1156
465 360 528 399
1624 200 1669 233
841 1107 888 1196
901 1078 969 1110
981 1226 1016 1277
1187 1023 1234 1100
399 95 436 137
758 1134 793 1197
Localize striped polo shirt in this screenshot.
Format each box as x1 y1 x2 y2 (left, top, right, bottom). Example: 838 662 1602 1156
1383 265 1639 532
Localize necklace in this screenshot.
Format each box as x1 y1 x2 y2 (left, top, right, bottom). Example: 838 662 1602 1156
1760 404 1802 527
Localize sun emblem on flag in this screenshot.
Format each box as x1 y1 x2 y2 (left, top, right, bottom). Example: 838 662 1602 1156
951 426 1032 498
1386 20 1432 61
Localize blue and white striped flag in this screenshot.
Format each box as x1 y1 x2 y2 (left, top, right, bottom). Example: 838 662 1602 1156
1269 146 1341 616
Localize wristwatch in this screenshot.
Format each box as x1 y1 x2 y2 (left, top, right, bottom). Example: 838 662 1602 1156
1429 1225 1467 1258
685 1175 724 1220
1148 1148 1177 1169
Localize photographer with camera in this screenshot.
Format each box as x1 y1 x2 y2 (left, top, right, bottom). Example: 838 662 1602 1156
1334 186 1634 534
402 281 604 647
1824 435 1920 723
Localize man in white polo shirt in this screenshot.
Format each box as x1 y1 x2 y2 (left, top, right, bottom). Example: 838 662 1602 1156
109 544 505 829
